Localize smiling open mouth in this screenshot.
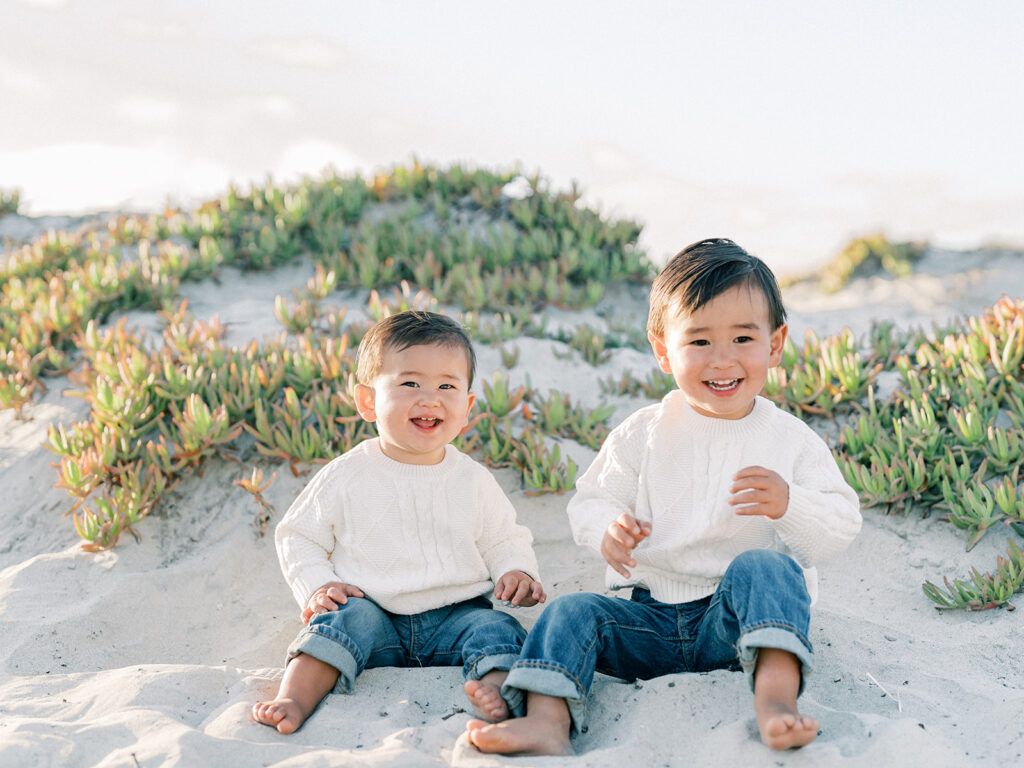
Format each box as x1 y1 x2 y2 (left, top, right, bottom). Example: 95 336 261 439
705 379 740 391
412 417 441 428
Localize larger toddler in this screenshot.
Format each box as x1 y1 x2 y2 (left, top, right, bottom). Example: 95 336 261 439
467 238 862 754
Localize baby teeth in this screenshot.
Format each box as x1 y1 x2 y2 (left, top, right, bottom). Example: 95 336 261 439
707 379 739 390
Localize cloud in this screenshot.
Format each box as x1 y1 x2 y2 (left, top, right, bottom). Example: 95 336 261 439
115 15 187 40
0 142 230 213
273 139 362 183
116 97 180 127
247 37 346 69
13 0 68 8
256 95 296 118
0 59 42 94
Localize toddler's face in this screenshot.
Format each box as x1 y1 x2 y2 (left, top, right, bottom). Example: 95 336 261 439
354 342 475 465
648 284 787 420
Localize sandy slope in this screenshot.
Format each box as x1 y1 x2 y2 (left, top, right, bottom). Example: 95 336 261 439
1 235 1023 767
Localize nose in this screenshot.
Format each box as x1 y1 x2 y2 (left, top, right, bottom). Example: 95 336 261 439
418 390 441 407
708 346 733 369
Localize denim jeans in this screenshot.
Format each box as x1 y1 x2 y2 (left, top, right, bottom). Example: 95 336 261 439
502 549 813 732
287 594 526 694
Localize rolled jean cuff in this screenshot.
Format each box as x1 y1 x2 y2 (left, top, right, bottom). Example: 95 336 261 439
469 651 521 680
738 625 814 695
502 663 587 732
287 628 359 694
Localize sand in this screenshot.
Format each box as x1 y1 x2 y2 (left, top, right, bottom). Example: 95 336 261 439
1 221 1022 767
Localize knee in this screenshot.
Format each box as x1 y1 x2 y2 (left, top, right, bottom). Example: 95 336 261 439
309 596 387 632
729 549 803 584
537 592 605 629
467 609 527 644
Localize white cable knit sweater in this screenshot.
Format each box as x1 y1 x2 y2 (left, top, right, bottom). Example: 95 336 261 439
275 439 540 615
568 391 862 604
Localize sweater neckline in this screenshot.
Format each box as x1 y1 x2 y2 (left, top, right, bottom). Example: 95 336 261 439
662 390 775 437
364 438 459 477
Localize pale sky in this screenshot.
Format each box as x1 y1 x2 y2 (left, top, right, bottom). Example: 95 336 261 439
2 0 1022 273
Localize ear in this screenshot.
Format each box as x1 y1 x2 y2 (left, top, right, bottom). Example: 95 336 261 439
768 324 789 368
647 330 673 374
465 391 477 418
353 382 377 422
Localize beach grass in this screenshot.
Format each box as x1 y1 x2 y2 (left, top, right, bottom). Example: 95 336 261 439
2 163 1022 611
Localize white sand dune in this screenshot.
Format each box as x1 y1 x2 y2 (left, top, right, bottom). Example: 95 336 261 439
2 236 1022 767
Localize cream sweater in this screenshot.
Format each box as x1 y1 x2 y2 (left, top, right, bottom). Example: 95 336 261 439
568 391 862 604
276 439 540 615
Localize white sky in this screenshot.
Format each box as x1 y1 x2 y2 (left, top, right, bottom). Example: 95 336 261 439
2 0 1022 273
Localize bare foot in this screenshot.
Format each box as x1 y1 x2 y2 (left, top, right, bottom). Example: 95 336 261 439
753 647 818 750
465 692 573 756
464 675 510 722
757 704 819 750
251 653 339 735
251 698 309 734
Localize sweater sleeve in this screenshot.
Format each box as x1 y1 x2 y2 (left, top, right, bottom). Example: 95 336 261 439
275 460 345 608
769 427 863 566
473 466 541 583
567 410 648 552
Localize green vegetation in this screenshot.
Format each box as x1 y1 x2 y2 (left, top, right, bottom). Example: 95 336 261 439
3 163 641 549
0 188 20 215
2 163 1023 612
787 233 927 293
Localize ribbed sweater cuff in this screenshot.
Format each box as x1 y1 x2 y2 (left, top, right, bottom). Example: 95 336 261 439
770 485 822 551
291 564 339 605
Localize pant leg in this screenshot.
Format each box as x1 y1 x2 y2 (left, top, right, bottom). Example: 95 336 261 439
692 549 813 694
501 591 684 732
408 595 527 681
286 597 406 693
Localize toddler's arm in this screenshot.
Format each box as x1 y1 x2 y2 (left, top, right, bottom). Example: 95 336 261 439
494 570 546 607
301 581 365 624
567 410 647 552
600 513 652 578
743 431 863 565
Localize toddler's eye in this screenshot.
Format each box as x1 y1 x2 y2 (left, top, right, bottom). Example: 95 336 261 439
692 339 710 347
735 336 753 343
439 383 455 390
400 381 419 388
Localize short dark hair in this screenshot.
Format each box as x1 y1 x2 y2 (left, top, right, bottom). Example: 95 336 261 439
647 238 786 336
356 310 477 386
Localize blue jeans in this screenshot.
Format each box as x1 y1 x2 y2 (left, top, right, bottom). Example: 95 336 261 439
502 549 813 732
287 595 526 695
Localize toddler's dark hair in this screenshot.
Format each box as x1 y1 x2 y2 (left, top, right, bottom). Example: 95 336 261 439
356 310 476 387
647 238 786 336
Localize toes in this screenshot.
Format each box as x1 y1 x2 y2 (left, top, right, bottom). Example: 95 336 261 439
252 702 283 725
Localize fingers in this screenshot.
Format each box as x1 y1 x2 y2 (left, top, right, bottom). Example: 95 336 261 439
600 514 652 578
729 488 772 506
733 465 773 480
531 580 547 604
324 584 365 605
494 573 545 607
601 537 636 578
306 582 363 620
493 574 514 602
607 514 651 550
508 577 532 607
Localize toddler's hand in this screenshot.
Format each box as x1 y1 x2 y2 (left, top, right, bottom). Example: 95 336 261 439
600 513 652 578
302 581 365 624
730 466 789 520
494 570 546 607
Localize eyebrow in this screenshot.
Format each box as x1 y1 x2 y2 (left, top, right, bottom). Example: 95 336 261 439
396 370 464 381
684 322 761 334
